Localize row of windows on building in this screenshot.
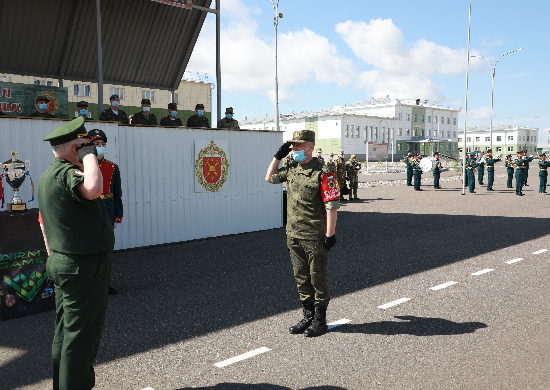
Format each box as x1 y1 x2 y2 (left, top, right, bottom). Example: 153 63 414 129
458 146 538 153
396 143 457 152
458 135 537 143
397 112 457 125
344 125 457 140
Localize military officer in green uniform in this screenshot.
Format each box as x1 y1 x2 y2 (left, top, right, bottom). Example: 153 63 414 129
538 153 550 193
30 95 56 118
38 116 115 390
411 153 423 191
216 107 240 129
432 152 442 189
346 153 361 200
403 150 413 186
477 151 485 185
466 151 480 193
265 130 339 337
99 94 129 124
484 149 501 191
335 150 347 196
186 103 210 128
505 154 515 188
514 150 528 196
131 98 158 125
522 150 534 186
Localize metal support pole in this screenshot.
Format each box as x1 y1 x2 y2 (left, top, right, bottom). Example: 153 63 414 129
272 0 281 132
215 0 221 124
462 0 472 195
95 0 104 114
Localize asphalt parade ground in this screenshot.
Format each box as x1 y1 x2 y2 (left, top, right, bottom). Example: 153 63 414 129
2 167 550 390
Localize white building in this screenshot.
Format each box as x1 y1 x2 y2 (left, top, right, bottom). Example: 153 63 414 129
458 125 538 156
241 97 461 160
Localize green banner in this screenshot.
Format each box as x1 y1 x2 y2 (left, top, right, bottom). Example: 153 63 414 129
0 81 68 118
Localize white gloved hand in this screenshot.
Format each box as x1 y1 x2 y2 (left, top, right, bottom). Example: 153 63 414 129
114 222 120 228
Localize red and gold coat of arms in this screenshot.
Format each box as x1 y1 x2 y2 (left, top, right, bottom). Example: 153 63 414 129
195 141 229 191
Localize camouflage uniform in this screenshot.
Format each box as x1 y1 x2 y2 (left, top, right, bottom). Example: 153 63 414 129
186 114 210 128
335 152 346 192
345 154 361 200
216 117 240 129
326 153 336 173
315 148 325 165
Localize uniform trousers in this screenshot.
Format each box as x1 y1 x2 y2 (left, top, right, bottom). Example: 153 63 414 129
413 169 422 190
507 169 514 188
467 169 476 192
524 167 530 185
477 168 485 184
406 166 413 185
348 176 358 198
47 251 111 390
515 169 525 194
539 171 547 193
486 169 495 190
287 236 330 305
433 170 440 188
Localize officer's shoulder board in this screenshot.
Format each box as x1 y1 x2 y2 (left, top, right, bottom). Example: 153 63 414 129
71 169 85 177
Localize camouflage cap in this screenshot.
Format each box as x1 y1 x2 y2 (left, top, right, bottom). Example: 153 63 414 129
168 103 177 109
317 148 322 152
141 98 151 105
43 117 88 146
195 103 205 109
287 130 315 144
76 100 89 107
351 153 356 158
225 107 234 114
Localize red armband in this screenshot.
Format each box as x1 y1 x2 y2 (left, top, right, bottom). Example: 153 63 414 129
320 172 340 202
114 217 122 223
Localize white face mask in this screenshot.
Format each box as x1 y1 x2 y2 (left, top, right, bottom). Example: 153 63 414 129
111 101 120 107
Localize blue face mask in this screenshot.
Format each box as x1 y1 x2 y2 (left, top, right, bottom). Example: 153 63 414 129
142 106 151 113
197 110 204 116
226 114 233 119
79 109 89 116
38 103 48 111
111 101 120 107
96 146 107 157
170 110 177 117
292 150 307 162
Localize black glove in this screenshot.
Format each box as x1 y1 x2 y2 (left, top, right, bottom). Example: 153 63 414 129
76 142 98 163
274 142 292 160
324 234 336 250
346 176 350 181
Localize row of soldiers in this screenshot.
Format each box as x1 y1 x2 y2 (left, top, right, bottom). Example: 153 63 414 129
464 149 550 195
403 150 444 191
284 149 361 200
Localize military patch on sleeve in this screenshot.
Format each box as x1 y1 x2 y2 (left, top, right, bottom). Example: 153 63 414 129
71 169 85 177
320 172 340 202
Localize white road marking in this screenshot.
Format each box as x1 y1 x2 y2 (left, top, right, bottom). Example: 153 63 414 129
429 281 458 290
532 249 548 254
471 269 495 276
378 298 411 309
140 388 155 390
505 258 523 264
214 347 271 368
328 318 351 329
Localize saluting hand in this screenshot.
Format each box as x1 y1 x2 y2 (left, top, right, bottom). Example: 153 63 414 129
76 142 98 163
274 142 292 160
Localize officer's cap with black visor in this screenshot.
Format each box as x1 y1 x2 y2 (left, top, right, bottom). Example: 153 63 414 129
43 116 89 146
87 129 107 144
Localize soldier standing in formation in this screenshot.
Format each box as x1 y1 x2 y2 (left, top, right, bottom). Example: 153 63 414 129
265 130 339 337
466 151 480 193
505 154 514 188
335 151 346 196
73 101 94 120
216 107 240 129
477 151 485 185
99 94 129 124
326 153 336 173
30 95 56 118
522 150 533 186
186 103 210 128
410 153 423 191
346 154 361 200
538 153 550 193
87 129 124 295
38 117 115 389
131 99 158 125
315 148 324 165
514 150 528 196
159 103 183 127
432 152 442 189
403 150 413 186
484 149 501 191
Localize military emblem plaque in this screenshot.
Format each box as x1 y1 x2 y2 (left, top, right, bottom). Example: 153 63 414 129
194 140 229 192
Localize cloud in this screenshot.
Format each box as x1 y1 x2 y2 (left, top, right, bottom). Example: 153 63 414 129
468 106 493 119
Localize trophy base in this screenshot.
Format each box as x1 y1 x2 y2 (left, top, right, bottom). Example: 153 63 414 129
7 203 27 212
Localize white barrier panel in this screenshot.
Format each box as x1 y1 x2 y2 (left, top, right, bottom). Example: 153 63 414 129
0 117 283 250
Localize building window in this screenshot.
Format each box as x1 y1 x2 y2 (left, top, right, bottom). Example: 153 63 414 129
414 114 417 122
447 131 451 138
350 125 354 138
345 125 349 138
173 93 180 105
508 135 513 141
421 130 425 137
459 148 463 153
467 137 471 142
397 143 402 151
428 116 431 123
453 132 456 138
453 118 457 125
441 116 444 124
1 76 11 82
508 146 514 152
399 112 402 120
440 131 444 138
413 129 417 137
458 138 463 142
407 113 411 121
447 117 450 124
434 115 438 123
496 147 502 152
142 90 156 103
74 84 91 97
428 130 432 137
497 136 502 142
374 127 378 142
485 137 490 142
109 88 125 100
475 137 481 142
406 128 410 136
421 115 424 122
398 128 402 136
467 148 471 152
356 126 360 138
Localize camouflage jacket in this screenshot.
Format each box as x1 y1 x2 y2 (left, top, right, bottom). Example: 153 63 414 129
186 114 210 128
216 118 240 129
315 156 325 165
326 160 336 173
346 160 361 178
335 157 346 180
99 108 129 124
271 158 339 239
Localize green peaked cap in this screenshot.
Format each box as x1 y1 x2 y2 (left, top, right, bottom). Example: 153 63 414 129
43 116 88 146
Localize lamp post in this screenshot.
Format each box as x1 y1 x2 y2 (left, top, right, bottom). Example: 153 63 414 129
471 48 523 150
271 1 283 132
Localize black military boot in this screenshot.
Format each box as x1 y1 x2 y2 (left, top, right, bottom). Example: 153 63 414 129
289 301 315 334
303 302 328 337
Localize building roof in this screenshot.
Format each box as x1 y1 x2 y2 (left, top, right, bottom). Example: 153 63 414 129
0 0 212 90
459 125 538 133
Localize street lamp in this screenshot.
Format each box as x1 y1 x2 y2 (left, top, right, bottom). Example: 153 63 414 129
471 48 523 150
271 1 283 132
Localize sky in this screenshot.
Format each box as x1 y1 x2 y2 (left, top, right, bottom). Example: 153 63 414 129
187 0 550 143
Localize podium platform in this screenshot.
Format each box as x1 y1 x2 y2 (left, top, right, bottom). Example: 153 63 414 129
0 208 55 321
